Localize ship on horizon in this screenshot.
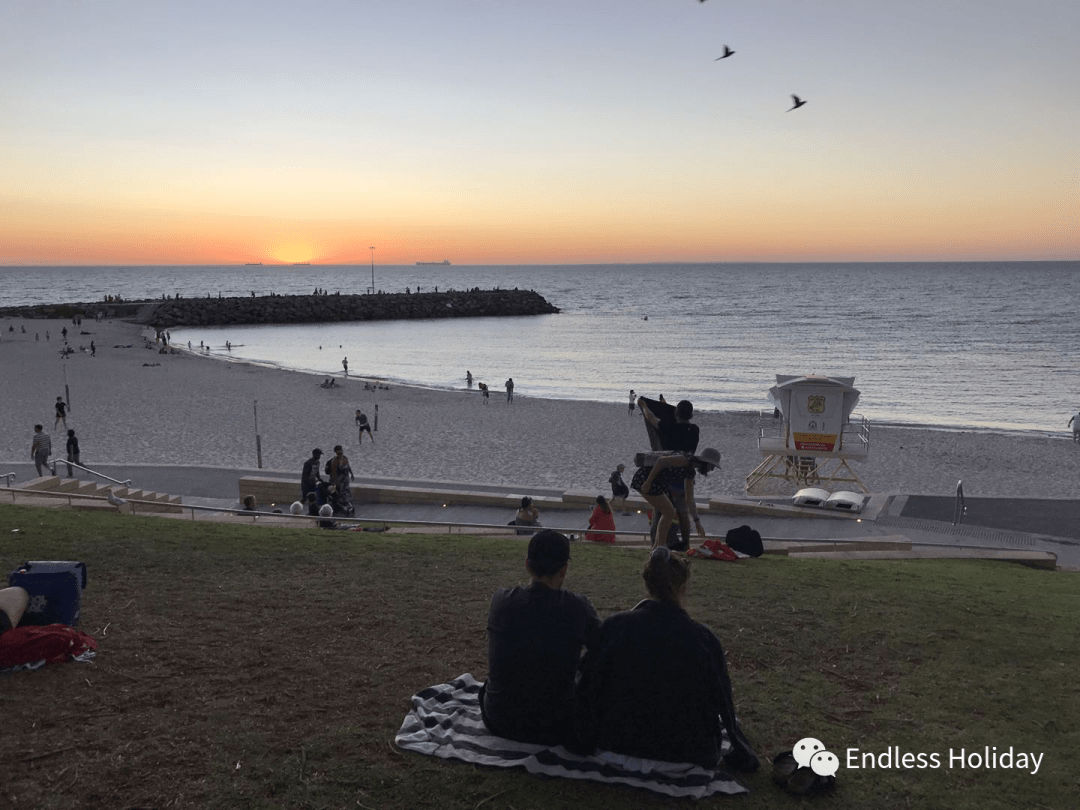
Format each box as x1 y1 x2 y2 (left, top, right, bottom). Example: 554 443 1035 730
416 259 451 266
244 262 263 265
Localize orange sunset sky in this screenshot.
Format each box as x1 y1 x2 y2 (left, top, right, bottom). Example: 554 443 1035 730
2 0 1077 265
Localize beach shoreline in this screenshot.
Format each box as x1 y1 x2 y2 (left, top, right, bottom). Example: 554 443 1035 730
2 316 1077 500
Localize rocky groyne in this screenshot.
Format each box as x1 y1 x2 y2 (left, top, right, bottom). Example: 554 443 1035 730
0 289 560 329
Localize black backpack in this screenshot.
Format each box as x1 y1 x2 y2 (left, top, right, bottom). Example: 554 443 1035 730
725 525 764 558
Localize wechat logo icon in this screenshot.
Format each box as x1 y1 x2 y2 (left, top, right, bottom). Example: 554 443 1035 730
794 737 840 777
776 736 839 795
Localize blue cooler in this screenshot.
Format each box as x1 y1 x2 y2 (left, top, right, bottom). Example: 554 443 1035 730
8 560 88 627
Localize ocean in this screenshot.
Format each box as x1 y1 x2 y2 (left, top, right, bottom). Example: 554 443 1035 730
3 262 1077 435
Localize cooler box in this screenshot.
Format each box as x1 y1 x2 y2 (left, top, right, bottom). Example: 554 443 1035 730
8 560 87 627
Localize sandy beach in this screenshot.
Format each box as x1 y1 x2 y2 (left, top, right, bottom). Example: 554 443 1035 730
1 316 1077 500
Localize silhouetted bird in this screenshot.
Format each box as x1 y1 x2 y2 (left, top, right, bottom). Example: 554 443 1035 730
715 45 735 60
788 95 807 111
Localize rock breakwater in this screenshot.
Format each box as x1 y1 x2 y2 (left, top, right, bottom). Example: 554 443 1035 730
0 289 560 329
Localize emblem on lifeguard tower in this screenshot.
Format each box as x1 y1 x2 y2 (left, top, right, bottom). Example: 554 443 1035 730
807 395 825 414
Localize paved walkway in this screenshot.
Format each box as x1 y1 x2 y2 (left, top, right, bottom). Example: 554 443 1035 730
3 462 1076 569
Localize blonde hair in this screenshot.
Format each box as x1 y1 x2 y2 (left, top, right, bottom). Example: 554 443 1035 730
642 547 691 606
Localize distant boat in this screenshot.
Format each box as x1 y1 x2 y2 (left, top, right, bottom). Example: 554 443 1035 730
245 262 263 265
292 262 311 265
416 260 451 266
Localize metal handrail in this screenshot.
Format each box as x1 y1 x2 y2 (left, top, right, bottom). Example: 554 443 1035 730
0 481 1062 565
2 472 15 487
0 484 649 538
953 480 966 525
48 459 132 488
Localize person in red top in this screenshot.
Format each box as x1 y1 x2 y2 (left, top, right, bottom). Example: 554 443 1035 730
585 495 616 543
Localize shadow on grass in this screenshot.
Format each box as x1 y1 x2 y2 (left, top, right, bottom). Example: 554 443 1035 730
1 504 1076 809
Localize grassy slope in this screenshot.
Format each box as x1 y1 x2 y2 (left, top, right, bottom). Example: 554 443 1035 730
1 503 1076 809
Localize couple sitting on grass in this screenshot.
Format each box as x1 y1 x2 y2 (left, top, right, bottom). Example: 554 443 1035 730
479 529 759 773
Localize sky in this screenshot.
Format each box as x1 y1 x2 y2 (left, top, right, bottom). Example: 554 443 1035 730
1 0 1077 265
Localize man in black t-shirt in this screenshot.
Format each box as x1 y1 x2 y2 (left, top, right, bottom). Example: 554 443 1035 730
480 530 600 745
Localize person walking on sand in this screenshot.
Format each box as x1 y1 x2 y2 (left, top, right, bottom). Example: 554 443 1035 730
356 410 374 443
505 377 515 403
1069 409 1080 443
31 425 52 477
90 340 96 357
628 390 636 416
54 397 67 430
342 357 349 375
466 370 473 387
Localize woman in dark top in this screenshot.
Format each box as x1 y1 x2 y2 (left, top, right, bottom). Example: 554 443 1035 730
571 548 759 773
630 447 719 550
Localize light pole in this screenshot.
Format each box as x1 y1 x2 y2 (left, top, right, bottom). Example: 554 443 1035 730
369 246 375 293
253 400 262 469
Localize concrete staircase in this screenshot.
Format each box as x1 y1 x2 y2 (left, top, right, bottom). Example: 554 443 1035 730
15 475 184 514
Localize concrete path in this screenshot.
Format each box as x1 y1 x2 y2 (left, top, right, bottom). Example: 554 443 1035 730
2 462 1075 570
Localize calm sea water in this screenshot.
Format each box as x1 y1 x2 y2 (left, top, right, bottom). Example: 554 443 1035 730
3 262 1078 434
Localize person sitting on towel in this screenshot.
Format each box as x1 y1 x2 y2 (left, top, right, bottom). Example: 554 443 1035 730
480 530 600 745
569 548 759 773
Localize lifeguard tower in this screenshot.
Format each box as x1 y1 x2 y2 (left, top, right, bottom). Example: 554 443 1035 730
746 375 870 495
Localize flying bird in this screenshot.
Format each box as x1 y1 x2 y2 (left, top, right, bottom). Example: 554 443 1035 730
715 45 735 60
788 95 807 111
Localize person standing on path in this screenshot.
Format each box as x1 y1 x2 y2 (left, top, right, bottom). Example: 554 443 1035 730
301 448 324 502
65 429 81 477
54 397 68 430
31 425 52 477
505 377 514 403
609 464 630 514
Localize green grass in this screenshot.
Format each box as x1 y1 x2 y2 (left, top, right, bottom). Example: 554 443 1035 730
2 503 1077 809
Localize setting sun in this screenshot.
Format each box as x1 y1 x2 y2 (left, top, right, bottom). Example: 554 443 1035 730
270 243 318 265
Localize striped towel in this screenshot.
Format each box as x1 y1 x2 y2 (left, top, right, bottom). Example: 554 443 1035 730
394 673 748 799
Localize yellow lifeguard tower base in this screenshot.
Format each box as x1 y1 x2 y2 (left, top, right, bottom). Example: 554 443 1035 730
746 375 870 495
